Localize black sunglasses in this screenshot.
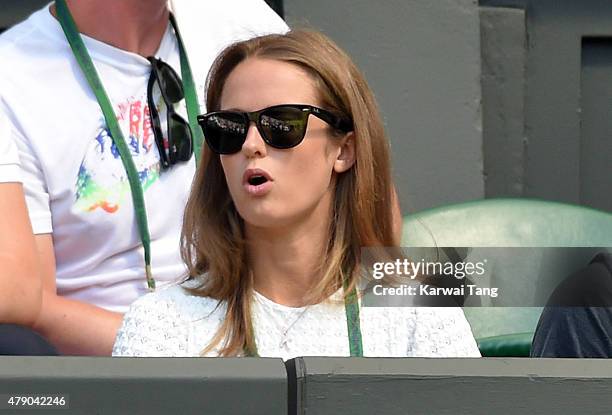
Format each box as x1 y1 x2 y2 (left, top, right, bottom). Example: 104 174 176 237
197 104 353 155
147 56 193 169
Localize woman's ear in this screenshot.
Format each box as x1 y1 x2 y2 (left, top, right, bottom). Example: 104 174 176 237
333 132 356 173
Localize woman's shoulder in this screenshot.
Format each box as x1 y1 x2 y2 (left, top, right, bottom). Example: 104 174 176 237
131 280 223 319
411 307 481 357
112 279 225 357
360 306 480 357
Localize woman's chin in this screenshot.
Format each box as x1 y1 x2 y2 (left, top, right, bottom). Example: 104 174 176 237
237 207 287 229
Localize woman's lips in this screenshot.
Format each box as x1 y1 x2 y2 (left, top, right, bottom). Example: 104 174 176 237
244 180 272 196
243 168 273 197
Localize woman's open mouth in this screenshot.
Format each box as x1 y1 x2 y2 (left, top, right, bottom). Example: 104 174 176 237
248 175 268 186
243 168 273 196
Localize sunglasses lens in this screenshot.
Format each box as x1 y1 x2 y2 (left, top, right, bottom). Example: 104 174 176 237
202 113 247 154
259 107 307 148
156 62 184 103
168 113 193 163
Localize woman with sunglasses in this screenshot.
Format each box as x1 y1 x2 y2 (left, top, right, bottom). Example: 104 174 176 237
113 30 480 358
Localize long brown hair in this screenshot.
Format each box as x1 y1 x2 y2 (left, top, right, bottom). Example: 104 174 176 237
181 30 396 356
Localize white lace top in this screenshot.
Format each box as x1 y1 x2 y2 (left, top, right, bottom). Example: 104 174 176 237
112 283 481 359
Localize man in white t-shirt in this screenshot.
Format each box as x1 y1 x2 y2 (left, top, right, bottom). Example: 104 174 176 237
0 0 287 355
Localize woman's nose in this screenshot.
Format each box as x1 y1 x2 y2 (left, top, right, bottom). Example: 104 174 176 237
241 121 267 158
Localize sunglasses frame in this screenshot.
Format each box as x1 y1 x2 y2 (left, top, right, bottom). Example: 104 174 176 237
197 104 353 155
147 56 193 169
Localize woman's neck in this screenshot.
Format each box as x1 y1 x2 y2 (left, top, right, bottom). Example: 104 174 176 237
247 196 333 308
51 0 169 57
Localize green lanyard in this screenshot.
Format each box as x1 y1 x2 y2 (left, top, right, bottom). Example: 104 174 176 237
55 0 203 290
343 283 364 357
245 284 364 357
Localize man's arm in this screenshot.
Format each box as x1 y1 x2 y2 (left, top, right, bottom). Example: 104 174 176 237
32 234 124 356
530 254 612 358
530 306 612 358
0 183 42 325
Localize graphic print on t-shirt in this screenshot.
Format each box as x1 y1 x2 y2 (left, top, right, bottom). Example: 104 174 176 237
75 95 163 213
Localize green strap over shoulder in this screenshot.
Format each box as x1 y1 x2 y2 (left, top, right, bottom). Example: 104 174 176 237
169 13 204 164
344 282 364 357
